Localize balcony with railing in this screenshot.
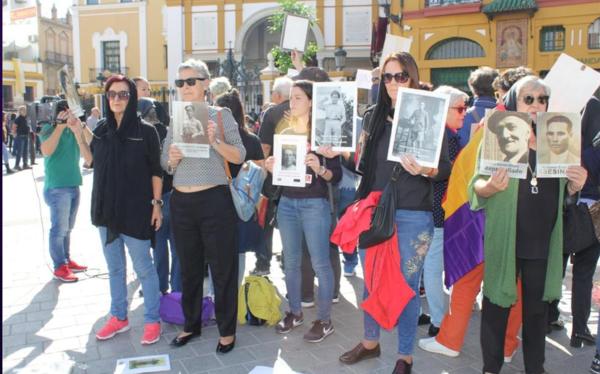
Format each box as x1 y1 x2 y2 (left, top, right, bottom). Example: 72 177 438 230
45 51 73 65
89 67 130 83
425 0 480 6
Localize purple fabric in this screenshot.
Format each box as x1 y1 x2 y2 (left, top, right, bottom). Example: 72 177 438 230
159 292 216 326
443 204 485 288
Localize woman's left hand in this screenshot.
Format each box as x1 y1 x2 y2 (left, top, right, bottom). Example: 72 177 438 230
399 154 428 176
305 153 321 174
316 145 340 159
207 120 217 145
566 165 588 194
151 205 162 231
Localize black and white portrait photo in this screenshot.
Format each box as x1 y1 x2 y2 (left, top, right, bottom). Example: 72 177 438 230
57 65 84 117
536 112 581 178
387 88 449 168
172 101 210 158
480 111 531 179
281 144 298 171
312 82 357 152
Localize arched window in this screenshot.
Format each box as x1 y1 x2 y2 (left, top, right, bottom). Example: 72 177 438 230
46 29 56 52
589 18 600 50
59 32 69 56
426 38 485 60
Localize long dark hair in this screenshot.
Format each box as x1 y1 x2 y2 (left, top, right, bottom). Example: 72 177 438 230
103 75 138 132
215 88 247 133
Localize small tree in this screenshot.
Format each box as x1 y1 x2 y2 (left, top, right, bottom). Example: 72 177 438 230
267 0 318 73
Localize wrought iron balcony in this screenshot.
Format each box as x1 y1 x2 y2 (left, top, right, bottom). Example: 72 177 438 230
45 51 73 65
426 0 480 7
89 67 129 83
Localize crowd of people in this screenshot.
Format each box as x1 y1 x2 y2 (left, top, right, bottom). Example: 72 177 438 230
3 49 600 374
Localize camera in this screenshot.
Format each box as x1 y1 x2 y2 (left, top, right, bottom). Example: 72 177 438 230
52 99 69 125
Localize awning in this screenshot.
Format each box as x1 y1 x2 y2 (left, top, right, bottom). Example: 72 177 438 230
482 0 538 17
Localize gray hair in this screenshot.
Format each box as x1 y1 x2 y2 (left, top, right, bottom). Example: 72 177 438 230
468 67 499 98
514 75 551 98
434 85 469 106
209 77 232 98
272 77 293 99
178 59 211 79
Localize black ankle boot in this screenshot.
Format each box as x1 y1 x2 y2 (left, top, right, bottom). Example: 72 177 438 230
392 359 412 374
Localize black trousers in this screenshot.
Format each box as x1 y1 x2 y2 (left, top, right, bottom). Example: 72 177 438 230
301 242 341 301
481 258 548 374
548 242 600 334
170 186 238 336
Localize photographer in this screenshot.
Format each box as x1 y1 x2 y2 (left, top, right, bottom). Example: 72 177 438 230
39 100 92 282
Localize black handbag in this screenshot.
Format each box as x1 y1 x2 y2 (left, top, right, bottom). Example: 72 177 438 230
563 192 600 254
358 165 400 249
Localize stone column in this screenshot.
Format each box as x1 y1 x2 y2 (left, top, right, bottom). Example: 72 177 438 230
260 53 280 106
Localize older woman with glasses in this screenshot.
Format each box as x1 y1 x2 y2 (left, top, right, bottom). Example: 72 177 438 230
162 59 245 352
470 75 588 374
70 75 164 345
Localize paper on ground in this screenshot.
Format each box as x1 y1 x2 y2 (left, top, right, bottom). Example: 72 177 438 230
114 354 170 374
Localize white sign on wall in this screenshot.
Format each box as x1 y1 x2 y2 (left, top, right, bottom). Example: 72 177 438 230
343 7 371 45
192 13 218 50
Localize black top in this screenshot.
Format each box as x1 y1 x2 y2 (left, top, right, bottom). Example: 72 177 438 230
90 119 163 242
433 128 462 227
258 100 290 198
154 122 173 195
367 120 451 211
515 150 560 260
14 115 29 136
231 130 264 177
282 153 342 199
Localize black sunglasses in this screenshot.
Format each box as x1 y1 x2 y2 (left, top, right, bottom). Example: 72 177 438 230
382 72 410 84
106 90 130 101
175 77 207 88
522 95 549 105
451 106 468 114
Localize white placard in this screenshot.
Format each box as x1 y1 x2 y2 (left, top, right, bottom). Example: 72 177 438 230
273 134 307 187
172 101 210 158
287 68 300 78
387 88 450 168
355 69 373 90
536 112 581 178
57 65 84 117
379 34 412 68
544 53 600 113
115 354 170 374
312 82 358 152
280 14 310 52
343 7 371 45
479 111 531 179
192 14 217 50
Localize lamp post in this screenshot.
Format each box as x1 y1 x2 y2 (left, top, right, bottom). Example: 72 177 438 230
334 46 347 71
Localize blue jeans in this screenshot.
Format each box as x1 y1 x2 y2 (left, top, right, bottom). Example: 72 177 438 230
3 142 10 167
361 209 433 355
98 227 161 323
43 187 80 270
153 191 182 293
423 227 446 327
277 196 334 321
13 135 28 168
338 188 358 273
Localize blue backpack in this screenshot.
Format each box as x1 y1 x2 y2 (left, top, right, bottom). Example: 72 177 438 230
227 160 267 221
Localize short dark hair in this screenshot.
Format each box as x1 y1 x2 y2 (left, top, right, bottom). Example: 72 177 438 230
330 90 340 98
468 67 499 98
493 66 534 93
547 114 573 132
293 67 331 83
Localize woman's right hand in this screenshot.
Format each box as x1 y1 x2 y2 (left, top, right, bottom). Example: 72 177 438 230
265 156 275 173
168 144 183 167
485 168 509 195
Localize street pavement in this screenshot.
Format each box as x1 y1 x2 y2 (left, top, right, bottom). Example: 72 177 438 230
2 161 598 374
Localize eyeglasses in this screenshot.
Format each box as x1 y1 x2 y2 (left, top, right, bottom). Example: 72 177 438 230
174 77 207 88
106 90 131 101
521 95 549 105
382 72 410 84
451 106 467 114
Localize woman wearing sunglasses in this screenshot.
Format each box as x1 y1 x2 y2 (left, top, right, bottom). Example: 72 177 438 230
162 59 245 353
470 75 588 374
339 52 451 374
66 75 164 345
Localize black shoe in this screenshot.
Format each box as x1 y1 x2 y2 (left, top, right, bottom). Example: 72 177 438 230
22 165 31 170
418 313 431 326
170 331 200 347
5 168 13 174
428 324 440 337
216 337 235 354
14 165 21 171
570 331 596 348
392 358 412 374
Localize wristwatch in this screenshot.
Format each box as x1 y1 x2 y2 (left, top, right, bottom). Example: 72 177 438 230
151 199 164 207
318 165 327 176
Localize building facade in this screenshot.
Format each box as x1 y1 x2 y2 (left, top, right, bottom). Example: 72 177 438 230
39 4 73 96
386 0 600 91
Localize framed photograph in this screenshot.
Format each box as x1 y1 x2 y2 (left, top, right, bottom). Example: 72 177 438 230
537 112 581 178
479 111 531 179
496 19 527 68
311 82 357 152
386 87 450 168
115 354 170 374
172 101 210 158
57 65 84 117
280 14 310 52
273 134 307 187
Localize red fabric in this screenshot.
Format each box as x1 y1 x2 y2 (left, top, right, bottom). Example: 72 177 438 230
331 192 415 330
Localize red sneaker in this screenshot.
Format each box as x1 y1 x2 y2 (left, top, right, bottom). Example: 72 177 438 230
140 322 161 345
53 264 78 283
96 316 130 340
67 259 88 273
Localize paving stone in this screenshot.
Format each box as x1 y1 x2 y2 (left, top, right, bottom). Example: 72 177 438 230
181 353 223 373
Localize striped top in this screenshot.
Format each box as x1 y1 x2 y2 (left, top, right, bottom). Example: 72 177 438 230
161 106 246 187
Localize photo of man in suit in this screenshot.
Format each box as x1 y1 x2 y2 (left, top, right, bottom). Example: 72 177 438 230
538 114 579 164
